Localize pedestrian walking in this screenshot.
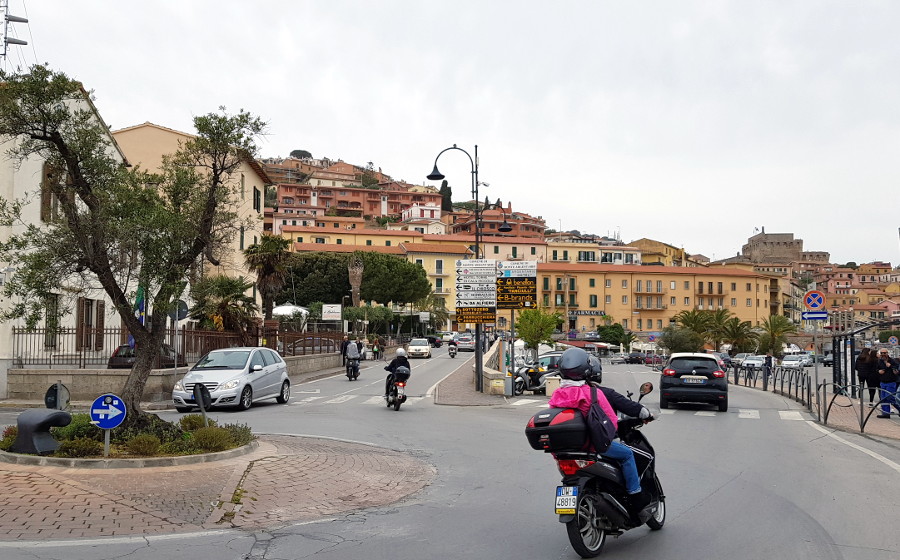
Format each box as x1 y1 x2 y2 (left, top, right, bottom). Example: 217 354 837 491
875 350 899 418
764 353 774 380
356 337 365 361
372 339 380 361
854 348 878 406
340 335 350 366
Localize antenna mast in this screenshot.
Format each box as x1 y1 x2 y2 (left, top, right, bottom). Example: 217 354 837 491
1 0 28 62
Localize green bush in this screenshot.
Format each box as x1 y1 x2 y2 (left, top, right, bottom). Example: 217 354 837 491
52 413 101 442
179 414 217 431
126 434 161 456
111 414 183 444
160 436 199 456
220 423 254 446
192 427 234 452
0 425 16 451
56 437 103 458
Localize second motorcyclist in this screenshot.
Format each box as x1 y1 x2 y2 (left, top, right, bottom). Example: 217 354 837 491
547 347 653 516
384 348 411 399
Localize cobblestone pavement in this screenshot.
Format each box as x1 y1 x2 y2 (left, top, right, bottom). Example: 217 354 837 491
0 435 435 540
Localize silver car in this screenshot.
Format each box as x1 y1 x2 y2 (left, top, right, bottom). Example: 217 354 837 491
172 347 290 412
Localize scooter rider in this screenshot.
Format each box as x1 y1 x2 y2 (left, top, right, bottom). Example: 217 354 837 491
384 348 411 399
548 347 653 516
345 337 361 374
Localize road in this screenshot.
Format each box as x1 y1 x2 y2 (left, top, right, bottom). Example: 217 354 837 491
2 349 899 559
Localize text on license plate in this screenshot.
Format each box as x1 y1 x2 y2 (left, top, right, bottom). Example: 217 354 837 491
682 376 707 384
555 486 577 514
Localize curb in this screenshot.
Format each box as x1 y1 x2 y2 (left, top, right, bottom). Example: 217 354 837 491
0 439 260 468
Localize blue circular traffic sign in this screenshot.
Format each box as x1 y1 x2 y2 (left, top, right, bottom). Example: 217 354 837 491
90 393 127 430
804 290 826 310
890 336 899 345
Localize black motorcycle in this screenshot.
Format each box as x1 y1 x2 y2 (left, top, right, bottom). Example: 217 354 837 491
513 363 551 395
526 382 664 558
346 357 360 381
385 366 410 411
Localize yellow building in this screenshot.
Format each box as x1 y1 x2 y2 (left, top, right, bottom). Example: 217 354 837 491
629 238 697 267
538 263 778 336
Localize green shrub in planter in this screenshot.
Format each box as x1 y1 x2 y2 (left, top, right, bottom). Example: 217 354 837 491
192 427 234 452
57 437 103 458
126 434 162 456
160 437 199 456
112 414 183 444
0 425 16 451
179 414 217 431
52 414 101 442
220 423 254 447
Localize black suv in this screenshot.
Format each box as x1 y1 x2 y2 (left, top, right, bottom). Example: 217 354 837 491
625 352 645 364
659 352 728 412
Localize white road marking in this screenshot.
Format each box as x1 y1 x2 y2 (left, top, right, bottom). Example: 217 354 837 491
324 395 357 404
695 411 717 416
739 409 760 419
658 409 676 415
293 389 320 394
363 396 384 405
779 410 805 421
806 421 900 474
514 399 543 406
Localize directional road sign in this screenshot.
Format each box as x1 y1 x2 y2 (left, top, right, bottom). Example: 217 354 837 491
90 393 127 430
803 290 826 311
456 259 497 323
801 311 828 320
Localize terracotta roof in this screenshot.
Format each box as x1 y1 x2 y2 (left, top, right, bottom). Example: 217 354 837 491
423 233 547 245
291 243 405 255
400 243 473 255
281 225 424 237
537 263 772 278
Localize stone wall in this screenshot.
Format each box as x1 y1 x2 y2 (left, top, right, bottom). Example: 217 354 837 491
5 352 344 403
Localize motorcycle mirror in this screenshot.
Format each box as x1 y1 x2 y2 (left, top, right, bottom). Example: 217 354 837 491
639 382 654 396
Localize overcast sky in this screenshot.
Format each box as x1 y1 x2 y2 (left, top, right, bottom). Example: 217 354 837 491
5 1 899 265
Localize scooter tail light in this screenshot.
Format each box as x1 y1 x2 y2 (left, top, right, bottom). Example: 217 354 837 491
662 368 676 376
549 409 577 425
557 459 595 476
526 417 535 428
712 369 726 378
396 382 406 387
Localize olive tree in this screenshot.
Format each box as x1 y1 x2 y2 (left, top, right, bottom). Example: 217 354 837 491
0 65 266 418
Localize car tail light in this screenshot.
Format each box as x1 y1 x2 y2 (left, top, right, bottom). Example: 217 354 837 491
557 459 595 476
549 409 577 425
712 369 726 378
662 368 676 376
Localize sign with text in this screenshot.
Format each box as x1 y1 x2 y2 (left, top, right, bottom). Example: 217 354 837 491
322 304 342 321
496 261 537 310
456 259 497 324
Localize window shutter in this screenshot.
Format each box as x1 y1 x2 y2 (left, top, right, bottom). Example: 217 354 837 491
95 301 105 350
75 297 85 351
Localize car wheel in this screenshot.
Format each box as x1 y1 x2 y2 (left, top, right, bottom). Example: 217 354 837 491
276 380 290 404
238 386 253 410
659 395 669 409
718 397 728 412
175 406 193 413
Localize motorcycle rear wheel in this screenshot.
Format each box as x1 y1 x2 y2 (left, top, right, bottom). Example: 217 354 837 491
646 474 666 530
393 398 402 411
513 378 525 396
565 492 606 558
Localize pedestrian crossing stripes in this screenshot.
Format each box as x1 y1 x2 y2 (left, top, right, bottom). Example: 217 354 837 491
292 395 426 406
512 399 808 420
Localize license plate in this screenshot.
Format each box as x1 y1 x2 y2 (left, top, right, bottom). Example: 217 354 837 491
555 486 577 514
682 376 707 384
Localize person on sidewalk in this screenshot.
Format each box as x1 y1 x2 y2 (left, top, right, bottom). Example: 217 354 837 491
854 348 878 406
548 347 653 518
340 336 350 367
356 337 365 361
384 348 411 399
875 350 899 418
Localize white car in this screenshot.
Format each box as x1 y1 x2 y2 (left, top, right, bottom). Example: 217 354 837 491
407 338 432 358
742 355 766 370
780 354 806 369
172 347 290 412
442 331 459 342
609 353 627 364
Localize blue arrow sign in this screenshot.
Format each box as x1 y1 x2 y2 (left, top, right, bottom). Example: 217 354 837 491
90 393 127 430
802 311 828 320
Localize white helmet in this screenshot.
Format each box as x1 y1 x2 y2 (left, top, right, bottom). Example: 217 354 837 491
396 348 407 357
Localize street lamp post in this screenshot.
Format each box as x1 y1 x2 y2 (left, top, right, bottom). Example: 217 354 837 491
427 144 488 392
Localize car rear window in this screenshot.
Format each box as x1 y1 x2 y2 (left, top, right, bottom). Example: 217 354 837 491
668 357 719 372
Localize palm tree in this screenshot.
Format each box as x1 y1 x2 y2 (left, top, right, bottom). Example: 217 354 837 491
415 293 451 332
189 275 260 345
758 315 797 356
707 308 734 352
244 234 292 320
674 310 712 342
721 317 759 354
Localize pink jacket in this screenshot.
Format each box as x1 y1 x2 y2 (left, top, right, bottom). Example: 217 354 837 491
548 384 619 430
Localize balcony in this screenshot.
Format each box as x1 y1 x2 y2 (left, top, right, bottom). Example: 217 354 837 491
432 287 451 294
634 304 668 311
506 253 525 261
633 286 666 294
430 269 448 277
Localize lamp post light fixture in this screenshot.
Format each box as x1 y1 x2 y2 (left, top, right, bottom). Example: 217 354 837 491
427 144 489 392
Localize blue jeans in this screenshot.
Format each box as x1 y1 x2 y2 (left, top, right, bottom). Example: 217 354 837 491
602 441 641 494
879 382 898 415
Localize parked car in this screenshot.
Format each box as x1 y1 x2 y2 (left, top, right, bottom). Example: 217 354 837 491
407 338 433 358
742 355 766 370
172 347 290 412
707 351 732 369
732 353 750 367
780 354 807 369
108 343 186 369
535 350 565 372
660 352 728 412
441 331 459 342
456 334 476 352
425 335 443 348
643 354 664 365
625 352 646 364
609 353 627 365
822 354 834 367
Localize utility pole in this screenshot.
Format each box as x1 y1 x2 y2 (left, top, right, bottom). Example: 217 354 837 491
0 0 28 62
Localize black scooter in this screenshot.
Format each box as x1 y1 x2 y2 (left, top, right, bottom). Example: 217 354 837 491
346 357 360 381
513 363 551 395
527 382 664 558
